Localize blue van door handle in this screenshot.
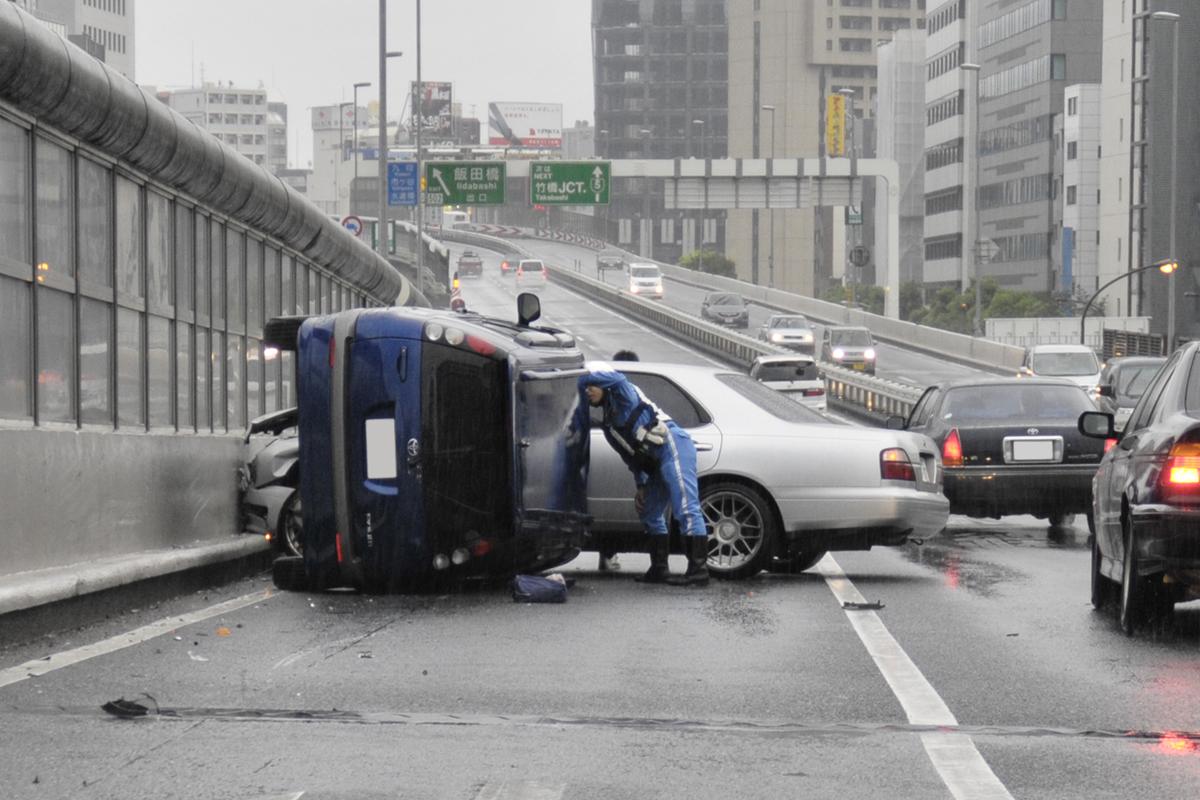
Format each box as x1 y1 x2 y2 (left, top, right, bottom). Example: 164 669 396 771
694 441 713 452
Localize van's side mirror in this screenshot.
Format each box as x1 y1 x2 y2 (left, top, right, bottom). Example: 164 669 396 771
517 292 541 327
885 415 906 430
1097 384 1115 398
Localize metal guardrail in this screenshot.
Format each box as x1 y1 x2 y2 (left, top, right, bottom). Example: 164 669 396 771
545 264 922 422
431 228 921 422
475 221 1025 376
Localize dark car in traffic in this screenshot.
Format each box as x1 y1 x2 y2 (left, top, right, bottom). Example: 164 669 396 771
700 292 750 328
1095 356 1166 432
1079 342 1200 634
821 326 877 375
456 249 483 278
901 378 1106 527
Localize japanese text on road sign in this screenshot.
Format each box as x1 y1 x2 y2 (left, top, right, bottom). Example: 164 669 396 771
423 161 506 205
530 161 611 206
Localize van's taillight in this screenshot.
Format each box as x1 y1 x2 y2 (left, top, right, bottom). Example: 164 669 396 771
802 388 825 397
1104 438 1117 453
1163 442 1200 487
335 532 344 563
329 339 336 368
466 335 496 357
942 429 963 467
880 448 916 481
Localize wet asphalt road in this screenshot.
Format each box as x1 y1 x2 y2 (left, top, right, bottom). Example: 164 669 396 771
2 254 1199 799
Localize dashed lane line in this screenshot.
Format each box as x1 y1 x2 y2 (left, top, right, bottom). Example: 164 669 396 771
0 589 275 689
817 555 1015 800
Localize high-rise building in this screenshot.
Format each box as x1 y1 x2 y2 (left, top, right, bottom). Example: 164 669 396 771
1060 83 1101 301
875 30 927 287
592 0 728 262
922 0 972 288
726 0 925 294
15 0 135 80
1098 0 1200 346
267 101 289 175
158 84 279 171
972 0 1102 294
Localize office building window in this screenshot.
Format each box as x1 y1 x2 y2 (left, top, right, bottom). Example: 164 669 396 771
1051 54 1066 80
1067 141 1077 159
1066 185 1077 205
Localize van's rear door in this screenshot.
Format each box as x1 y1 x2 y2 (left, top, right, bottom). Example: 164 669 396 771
345 334 424 583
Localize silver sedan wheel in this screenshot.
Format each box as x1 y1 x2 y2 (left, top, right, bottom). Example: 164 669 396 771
701 487 767 575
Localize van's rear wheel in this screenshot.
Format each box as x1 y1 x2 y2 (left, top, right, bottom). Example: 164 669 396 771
272 556 309 592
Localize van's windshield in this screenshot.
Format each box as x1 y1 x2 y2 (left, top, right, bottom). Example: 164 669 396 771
631 266 660 279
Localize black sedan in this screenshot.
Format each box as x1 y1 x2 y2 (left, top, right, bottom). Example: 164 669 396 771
1095 356 1165 432
900 377 1106 527
1079 341 1200 634
700 292 750 328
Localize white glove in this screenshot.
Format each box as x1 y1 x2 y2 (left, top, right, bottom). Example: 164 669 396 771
639 422 668 446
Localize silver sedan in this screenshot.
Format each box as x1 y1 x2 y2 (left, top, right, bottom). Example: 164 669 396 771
585 363 949 579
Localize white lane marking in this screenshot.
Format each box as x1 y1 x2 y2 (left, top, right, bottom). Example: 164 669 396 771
475 782 566 800
0 589 275 689
817 555 1014 800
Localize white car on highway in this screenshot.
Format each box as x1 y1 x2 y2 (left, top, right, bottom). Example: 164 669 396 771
585 362 949 579
627 262 664 299
749 354 827 412
1018 344 1102 393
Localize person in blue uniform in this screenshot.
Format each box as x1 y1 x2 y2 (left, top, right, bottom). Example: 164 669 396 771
574 363 709 586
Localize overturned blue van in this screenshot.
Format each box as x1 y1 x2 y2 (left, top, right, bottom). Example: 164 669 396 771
265 295 590 592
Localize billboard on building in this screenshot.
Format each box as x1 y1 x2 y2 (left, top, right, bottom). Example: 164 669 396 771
488 102 563 149
412 81 453 137
825 94 846 157
311 104 358 132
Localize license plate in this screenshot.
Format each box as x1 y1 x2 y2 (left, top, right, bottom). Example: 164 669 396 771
852 363 866 371
1012 440 1054 461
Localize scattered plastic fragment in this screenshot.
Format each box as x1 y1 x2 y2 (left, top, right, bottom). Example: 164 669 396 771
1006 633 1019 637
187 651 209 662
842 600 885 611
216 627 231 637
357 652 373 659
101 693 159 718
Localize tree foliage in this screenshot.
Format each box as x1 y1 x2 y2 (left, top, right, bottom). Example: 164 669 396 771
678 249 736 278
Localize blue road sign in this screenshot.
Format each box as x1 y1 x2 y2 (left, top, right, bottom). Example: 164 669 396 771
388 161 419 207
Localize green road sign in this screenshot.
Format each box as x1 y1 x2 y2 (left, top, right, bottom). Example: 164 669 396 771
530 161 610 206
423 161 506 206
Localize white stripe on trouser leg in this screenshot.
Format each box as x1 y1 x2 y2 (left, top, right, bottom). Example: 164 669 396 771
664 432 699 536
816 556 1014 800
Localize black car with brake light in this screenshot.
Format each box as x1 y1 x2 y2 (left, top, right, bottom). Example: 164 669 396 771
900 377 1105 528
1079 341 1200 634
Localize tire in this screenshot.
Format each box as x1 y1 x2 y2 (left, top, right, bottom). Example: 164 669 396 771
1090 531 1112 610
272 556 309 592
1048 512 1075 529
767 549 826 574
701 481 777 580
1119 516 1146 636
278 493 303 557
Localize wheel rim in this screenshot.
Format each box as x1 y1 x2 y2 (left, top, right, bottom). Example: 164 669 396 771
283 498 303 557
701 489 765 572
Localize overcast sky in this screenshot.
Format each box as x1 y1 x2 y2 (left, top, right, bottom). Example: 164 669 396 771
136 0 595 169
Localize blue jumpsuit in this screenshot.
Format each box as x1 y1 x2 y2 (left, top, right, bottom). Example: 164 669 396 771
575 368 707 539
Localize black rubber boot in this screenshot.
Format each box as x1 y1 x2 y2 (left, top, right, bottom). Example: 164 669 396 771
668 536 710 586
636 535 671 583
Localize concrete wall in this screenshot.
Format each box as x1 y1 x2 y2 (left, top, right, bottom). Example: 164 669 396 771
1 428 239 576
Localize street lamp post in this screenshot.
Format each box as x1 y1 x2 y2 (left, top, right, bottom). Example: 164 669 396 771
640 128 652 259
336 100 353 215
415 0 425 296
837 88 859 299
960 63 983 335
692 118 705 272
761 104 776 288
375 48 404 259
1080 259 1178 345
351 81 371 215
1151 11 1181 352
598 128 609 244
